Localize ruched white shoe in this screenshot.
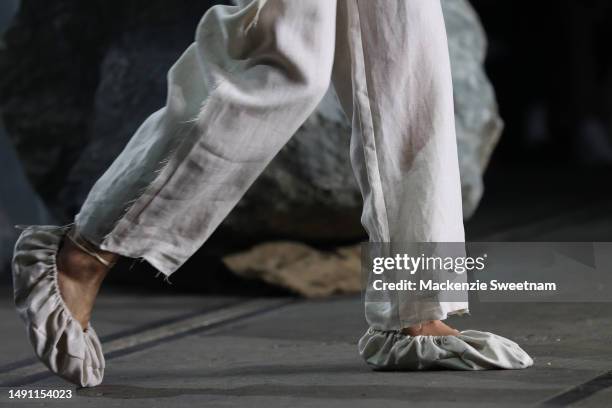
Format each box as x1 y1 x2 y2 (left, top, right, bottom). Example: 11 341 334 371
12 225 105 387
359 327 533 370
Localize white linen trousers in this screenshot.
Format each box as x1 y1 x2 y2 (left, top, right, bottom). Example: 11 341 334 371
74 0 468 330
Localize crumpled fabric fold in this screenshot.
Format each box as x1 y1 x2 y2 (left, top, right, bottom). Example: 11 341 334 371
359 327 533 370
12 225 105 387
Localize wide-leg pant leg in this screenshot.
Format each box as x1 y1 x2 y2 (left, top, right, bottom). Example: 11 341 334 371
75 0 338 274
332 0 469 330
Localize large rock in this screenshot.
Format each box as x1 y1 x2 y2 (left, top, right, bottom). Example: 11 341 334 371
0 0 53 274
0 119 53 272
0 0 501 247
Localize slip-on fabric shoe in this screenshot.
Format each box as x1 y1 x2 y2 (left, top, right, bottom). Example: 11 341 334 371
12 225 105 387
359 327 533 370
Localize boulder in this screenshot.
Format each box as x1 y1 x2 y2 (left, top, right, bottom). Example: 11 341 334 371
0 0 53 275
0 120 53 273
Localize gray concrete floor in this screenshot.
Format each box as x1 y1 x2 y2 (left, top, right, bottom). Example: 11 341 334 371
1 293 611 407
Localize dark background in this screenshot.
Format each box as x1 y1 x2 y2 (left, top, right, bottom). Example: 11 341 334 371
465 0 612 246
471 0 612 165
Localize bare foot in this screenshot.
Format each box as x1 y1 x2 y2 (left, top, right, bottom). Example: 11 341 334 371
56 237 118 330
402 320 460 336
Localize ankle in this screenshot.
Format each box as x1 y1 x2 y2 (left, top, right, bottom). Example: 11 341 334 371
57 240 114 283
66 229 118 269
402 320 459 337
403 320 435 336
